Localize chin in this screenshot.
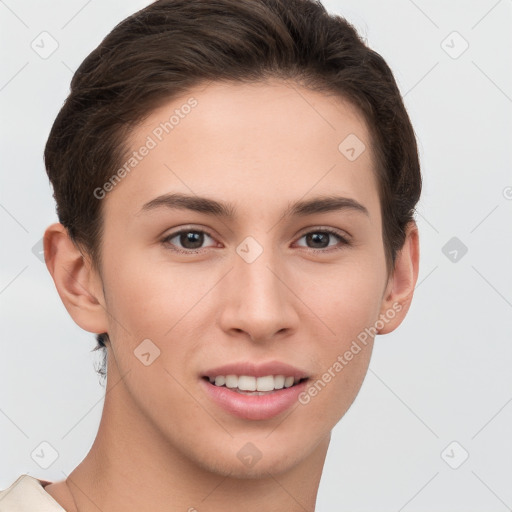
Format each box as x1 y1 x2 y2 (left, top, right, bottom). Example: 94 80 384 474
187 438 306 479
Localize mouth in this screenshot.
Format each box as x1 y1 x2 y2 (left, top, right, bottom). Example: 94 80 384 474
200 361 311 420
201 375 309 395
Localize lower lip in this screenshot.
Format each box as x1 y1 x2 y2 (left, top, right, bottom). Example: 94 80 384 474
201 378 308 421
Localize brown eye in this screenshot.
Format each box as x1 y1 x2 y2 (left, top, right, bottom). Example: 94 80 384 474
162 229 217 253
295 229 350 251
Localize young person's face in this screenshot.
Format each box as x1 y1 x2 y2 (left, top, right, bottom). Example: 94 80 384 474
60 79 417 477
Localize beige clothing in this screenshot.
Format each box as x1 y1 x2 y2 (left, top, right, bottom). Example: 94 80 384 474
0 474 64 511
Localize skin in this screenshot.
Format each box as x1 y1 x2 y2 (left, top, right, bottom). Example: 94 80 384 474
43 79 419 511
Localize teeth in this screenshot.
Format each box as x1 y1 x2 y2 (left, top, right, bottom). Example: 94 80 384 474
256 375 274 392
225 374 238 388
274 375 285 389
284 376 294 388
208 374 302 392
238 375 256 391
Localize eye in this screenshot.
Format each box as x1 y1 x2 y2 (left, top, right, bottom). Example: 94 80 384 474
162 228 218 253
295 228 350 251
161 226 350 254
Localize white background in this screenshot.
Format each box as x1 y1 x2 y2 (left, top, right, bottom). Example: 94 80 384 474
1 1 511 510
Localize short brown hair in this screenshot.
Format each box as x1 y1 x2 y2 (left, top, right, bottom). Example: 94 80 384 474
44 0 421 374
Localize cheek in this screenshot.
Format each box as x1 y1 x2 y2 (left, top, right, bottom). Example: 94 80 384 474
102 249 184 336
101 250 212 377
310 256 385 338
295 261 383 425
297 325 374 435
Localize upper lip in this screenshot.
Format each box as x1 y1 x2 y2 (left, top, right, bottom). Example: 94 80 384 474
202 361 310 380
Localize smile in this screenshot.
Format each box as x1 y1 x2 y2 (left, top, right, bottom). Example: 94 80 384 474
206 374 306 394
201 361 310 420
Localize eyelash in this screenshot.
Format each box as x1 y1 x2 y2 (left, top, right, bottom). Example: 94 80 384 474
161 226 351 254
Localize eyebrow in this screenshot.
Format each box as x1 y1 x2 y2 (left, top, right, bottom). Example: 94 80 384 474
139 192 369 219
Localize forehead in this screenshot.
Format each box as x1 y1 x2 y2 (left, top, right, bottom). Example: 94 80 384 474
104 79 380 222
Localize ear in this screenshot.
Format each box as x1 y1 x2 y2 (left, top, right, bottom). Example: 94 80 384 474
377 221 420 334
43 223 109 334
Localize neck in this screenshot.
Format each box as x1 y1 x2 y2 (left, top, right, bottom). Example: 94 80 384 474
64 364 330 512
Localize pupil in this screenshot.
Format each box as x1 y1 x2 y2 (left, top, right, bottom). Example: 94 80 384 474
181 231 203 249
307 232 329 248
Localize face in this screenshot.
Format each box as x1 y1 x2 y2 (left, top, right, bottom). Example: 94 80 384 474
90 79 395 477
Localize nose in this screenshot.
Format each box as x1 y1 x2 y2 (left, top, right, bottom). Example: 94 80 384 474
218 242 299 343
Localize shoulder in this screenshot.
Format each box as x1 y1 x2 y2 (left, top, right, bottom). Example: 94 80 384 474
0 474 65 511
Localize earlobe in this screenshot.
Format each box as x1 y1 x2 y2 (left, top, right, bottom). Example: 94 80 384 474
377 221 420 335
43 223 109 334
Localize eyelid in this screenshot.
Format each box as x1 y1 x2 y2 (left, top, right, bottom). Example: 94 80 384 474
295 225 351 241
